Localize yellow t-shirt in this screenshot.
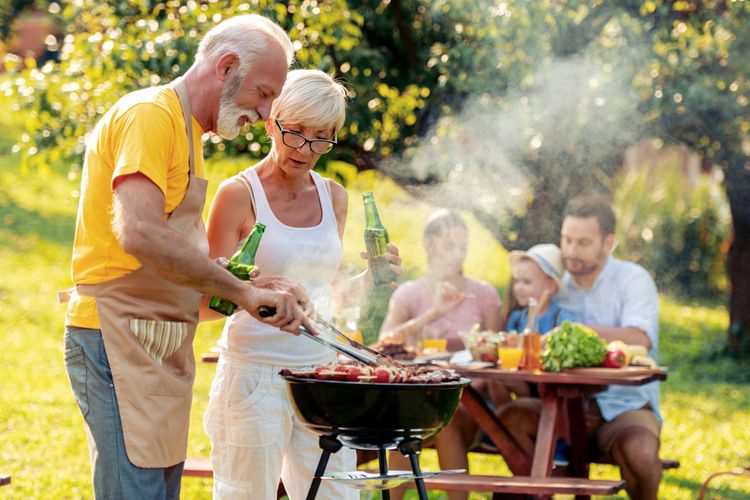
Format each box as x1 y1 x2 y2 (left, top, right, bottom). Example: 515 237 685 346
65 85 205 329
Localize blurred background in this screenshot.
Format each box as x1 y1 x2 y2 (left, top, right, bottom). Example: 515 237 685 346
1 1 748 498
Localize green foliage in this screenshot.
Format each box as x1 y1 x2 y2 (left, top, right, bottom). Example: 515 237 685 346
614 159 730 298
2 156 750 499
541 321 607 372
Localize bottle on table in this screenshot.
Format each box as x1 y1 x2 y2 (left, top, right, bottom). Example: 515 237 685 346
362 192 394 286
209 222 266 316
520 297 542 370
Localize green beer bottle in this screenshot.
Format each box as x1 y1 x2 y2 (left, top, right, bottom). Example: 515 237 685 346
363 192 393 286
209 222 266 316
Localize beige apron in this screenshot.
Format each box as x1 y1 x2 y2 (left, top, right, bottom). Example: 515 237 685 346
76 79 208 468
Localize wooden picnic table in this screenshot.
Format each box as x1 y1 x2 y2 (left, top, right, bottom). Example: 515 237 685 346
452 365 667 480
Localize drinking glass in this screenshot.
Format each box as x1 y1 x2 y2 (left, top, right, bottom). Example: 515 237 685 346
421 326 448 354
498 333 523 370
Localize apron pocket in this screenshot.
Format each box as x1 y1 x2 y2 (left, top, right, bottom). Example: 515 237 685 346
128 318 188 365
64 346 90 418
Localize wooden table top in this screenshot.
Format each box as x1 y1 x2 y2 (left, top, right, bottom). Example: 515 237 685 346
450 365 667 385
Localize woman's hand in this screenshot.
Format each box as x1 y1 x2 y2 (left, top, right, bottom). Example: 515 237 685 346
360 242 404 289
430 281 466 317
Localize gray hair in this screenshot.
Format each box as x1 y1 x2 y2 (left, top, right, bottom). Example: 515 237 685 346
270 69 348 133
196 14 294 74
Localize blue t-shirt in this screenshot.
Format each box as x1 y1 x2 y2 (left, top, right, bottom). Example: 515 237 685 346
506 299 578 335
558 255 661 422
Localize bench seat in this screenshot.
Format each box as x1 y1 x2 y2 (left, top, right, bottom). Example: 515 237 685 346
183 457 212 478
186 458 624 496
183 457 286 497
421 473 625 495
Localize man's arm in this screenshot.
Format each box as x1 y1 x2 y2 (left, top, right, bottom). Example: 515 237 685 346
587 265 659 349
112 173 311 332
585 324 651 348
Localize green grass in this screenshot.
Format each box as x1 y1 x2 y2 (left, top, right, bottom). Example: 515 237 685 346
1 153 749 499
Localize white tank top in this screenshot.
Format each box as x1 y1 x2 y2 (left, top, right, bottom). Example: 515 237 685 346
218 167 343 367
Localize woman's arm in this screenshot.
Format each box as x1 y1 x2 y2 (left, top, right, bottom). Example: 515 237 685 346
328 180 402 309
379 281 464 344
199 177 254 322
477 282 504 331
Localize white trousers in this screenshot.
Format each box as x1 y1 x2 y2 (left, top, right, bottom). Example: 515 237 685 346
204 356 358 500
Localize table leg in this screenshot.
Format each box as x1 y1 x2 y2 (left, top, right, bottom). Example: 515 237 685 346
530 386 559 477
566 398 589 479
460 385 532 475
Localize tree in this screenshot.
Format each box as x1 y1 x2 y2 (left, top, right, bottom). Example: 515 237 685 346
626 0 750 352
3 0 748 351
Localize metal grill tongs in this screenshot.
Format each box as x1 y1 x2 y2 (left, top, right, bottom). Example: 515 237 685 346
258 306 403 368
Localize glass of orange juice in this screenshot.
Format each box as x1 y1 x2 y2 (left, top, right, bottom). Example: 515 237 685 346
348 329 364 344
421 326 447 354
498 333 523 370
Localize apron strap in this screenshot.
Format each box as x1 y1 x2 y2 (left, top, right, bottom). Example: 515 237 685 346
172 79 196 176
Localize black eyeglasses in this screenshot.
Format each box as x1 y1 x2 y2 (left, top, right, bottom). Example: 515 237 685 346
274 119 337 155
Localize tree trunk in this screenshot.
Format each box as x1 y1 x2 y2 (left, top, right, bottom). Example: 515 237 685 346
725 166 750 354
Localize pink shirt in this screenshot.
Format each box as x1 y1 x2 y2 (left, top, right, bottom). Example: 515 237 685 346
390 277 502 351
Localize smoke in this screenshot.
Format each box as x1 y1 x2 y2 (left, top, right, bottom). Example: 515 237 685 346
383 52 648 230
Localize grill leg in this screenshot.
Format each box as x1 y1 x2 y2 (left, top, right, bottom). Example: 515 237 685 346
398 439 427 500
377 448 391 500
306 435 342 500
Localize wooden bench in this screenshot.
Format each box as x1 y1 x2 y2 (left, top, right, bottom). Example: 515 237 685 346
472 443 680 472
183 457 212 478
386 472 625 496
186 456 625 496
201 352 219 363
0 474 10 486
183 457 286 497
589 454 680 471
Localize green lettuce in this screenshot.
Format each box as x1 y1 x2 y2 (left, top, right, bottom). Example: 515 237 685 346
541 321 607 372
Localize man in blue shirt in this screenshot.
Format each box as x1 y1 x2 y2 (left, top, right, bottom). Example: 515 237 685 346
558 194 661 499
498 195 662 499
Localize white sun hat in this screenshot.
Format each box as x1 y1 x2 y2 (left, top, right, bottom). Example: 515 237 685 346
509 243 564 286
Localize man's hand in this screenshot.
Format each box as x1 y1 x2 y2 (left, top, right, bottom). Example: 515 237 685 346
239 278 316 335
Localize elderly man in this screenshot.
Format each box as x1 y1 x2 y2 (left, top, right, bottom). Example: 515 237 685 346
499 194 662 500
61 15 312 499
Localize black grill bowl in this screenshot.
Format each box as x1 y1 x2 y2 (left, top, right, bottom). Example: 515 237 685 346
281 374 470 449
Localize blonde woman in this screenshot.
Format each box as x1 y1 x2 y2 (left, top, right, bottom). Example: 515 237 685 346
202 69 400 499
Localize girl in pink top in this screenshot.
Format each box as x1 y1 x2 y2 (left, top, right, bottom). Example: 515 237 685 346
379 209 502 500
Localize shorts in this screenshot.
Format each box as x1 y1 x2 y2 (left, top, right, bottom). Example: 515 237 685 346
585 400 661 460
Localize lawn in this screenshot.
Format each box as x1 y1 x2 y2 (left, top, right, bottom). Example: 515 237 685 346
1 152 749 499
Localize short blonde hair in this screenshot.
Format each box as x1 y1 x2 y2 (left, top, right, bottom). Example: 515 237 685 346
196 14 294 73
270 69 348 134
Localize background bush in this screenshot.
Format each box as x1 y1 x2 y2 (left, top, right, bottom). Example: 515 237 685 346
613 157 730 298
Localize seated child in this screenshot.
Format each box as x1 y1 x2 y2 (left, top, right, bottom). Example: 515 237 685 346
506 243 578 334
503 243 579 465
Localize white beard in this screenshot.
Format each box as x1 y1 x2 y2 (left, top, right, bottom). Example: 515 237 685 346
215 78 259 139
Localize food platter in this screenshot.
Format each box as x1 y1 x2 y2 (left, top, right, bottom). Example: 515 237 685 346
322 469 465 490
